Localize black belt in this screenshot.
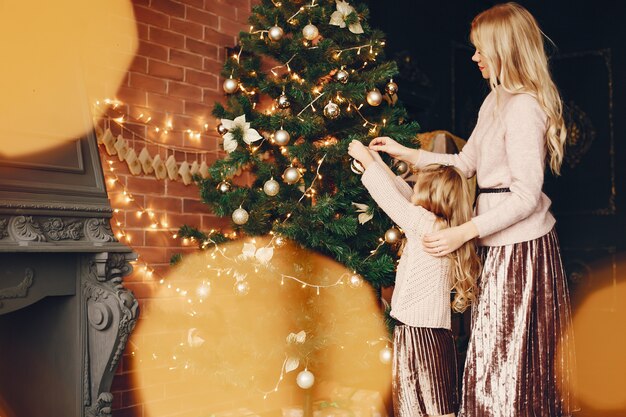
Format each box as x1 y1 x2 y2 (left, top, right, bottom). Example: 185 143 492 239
477 187 511 195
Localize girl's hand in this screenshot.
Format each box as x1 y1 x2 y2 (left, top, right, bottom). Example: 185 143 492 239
348 140 374 168
369 149 384 164
422 222 479 256
369 136 410 159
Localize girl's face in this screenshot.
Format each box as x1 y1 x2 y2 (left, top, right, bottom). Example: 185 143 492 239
471 49 490 79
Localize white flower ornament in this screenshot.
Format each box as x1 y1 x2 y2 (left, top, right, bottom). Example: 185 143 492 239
329 0 364 34
220 114 263 153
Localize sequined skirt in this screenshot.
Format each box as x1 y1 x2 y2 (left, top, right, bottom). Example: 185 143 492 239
393 326 458 416
460 228 578 417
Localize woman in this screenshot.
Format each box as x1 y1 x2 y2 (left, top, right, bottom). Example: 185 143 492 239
369 3 577 416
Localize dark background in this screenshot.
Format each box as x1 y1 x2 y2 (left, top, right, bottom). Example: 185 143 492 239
364 0 626 287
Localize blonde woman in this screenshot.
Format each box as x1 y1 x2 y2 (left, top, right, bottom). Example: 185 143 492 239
348 141 480 417
369 3 577 416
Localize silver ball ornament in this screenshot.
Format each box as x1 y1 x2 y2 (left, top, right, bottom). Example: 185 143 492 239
349 273 363 288
283 167 301 185
217 123 228 136
323 102 340 119
395 161 409 175
302 23 319 40
263 178 280 196
296 369 315 389
385 80 399 95
234 280 250 296
379 346 392 364
277 93 291 109
384 227 402 244
350 158 365 175
217 181 231 193
232 207 249 225
268 25 284 41
222 77 239 94
274 129 291 146
366 88 383 106
335 69 349 84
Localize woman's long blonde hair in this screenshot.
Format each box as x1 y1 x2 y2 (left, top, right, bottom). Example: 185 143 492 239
411 165 480 313
470 2 566 175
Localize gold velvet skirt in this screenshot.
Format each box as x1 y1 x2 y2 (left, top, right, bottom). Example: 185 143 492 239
460 228 578 417
393 326 459 417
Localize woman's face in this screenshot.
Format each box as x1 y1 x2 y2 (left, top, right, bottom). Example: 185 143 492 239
471 50 490 79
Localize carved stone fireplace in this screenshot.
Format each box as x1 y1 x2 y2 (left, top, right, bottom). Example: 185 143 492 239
0 135 137 417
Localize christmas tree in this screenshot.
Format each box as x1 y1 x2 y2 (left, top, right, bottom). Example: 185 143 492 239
181 0 420 293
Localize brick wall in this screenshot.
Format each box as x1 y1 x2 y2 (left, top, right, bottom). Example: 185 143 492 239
106 1 252 416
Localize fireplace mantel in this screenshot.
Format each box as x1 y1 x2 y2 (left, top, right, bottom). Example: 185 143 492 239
0 134 137 417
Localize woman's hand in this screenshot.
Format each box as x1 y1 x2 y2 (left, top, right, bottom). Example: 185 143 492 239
369 136 421 165
348 140 374 168
369 149 384 164
422 222 479 256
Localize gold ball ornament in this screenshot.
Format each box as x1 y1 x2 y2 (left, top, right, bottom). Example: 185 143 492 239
385 80 399 95
366 88 383 106
277 93 291 109
217 123 228 136
263 178 280 196
394 161 409 175
379 346 392 364
350 158 365 175
234 280 250 296
335 69 349 84
217 181 231 193
282 166 301 185
268 25 284 41
384 227 402 244
349 273 363 288
274 129 291 146
302 23 319 40
232 207 249 225
296 369 315 389
323 102 340 119
222 77 239 94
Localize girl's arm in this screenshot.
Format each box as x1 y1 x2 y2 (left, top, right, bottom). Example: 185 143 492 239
369 150 414 200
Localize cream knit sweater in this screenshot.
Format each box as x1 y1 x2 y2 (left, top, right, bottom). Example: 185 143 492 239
362 162 452 329
415 88 556 246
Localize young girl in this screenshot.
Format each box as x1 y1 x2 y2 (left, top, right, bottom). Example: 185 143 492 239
348 141 481 417
369 3 577 416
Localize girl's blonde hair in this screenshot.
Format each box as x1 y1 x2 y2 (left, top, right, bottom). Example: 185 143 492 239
411 165 480 313
470 2 567 175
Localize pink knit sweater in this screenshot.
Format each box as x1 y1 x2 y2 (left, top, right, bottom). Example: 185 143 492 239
416 88 556 246
362 162 452 329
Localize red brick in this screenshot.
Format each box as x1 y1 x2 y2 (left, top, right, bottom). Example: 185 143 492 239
185 7 219 28
169 49 203 70
169 82 202 101
185 38 218 57
202 57 223 75
235 5 252 23
136 22 149 40
218 16 247 37
137 246 170 264
137 40 169 61
134 5 169 27
204 27 236 46
181 0 204 7
129 73 168 94
132 0 150 6
124 282 160 300
166 180 203 199
184 101 213 118
150 0 186 18
149 27 185 49
183 198 208 213
144 231 179 247
169 114 197 132
203 89 224 104
129 56 148 74
205 0 237 21
202 214 230 231
125 212 155 229
147 92 185 113
127 176 167 195
185 69 216 87
148 60 184 81
170 17 204 39
144 196 183 213
116 86 148 107
229 0 251 8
